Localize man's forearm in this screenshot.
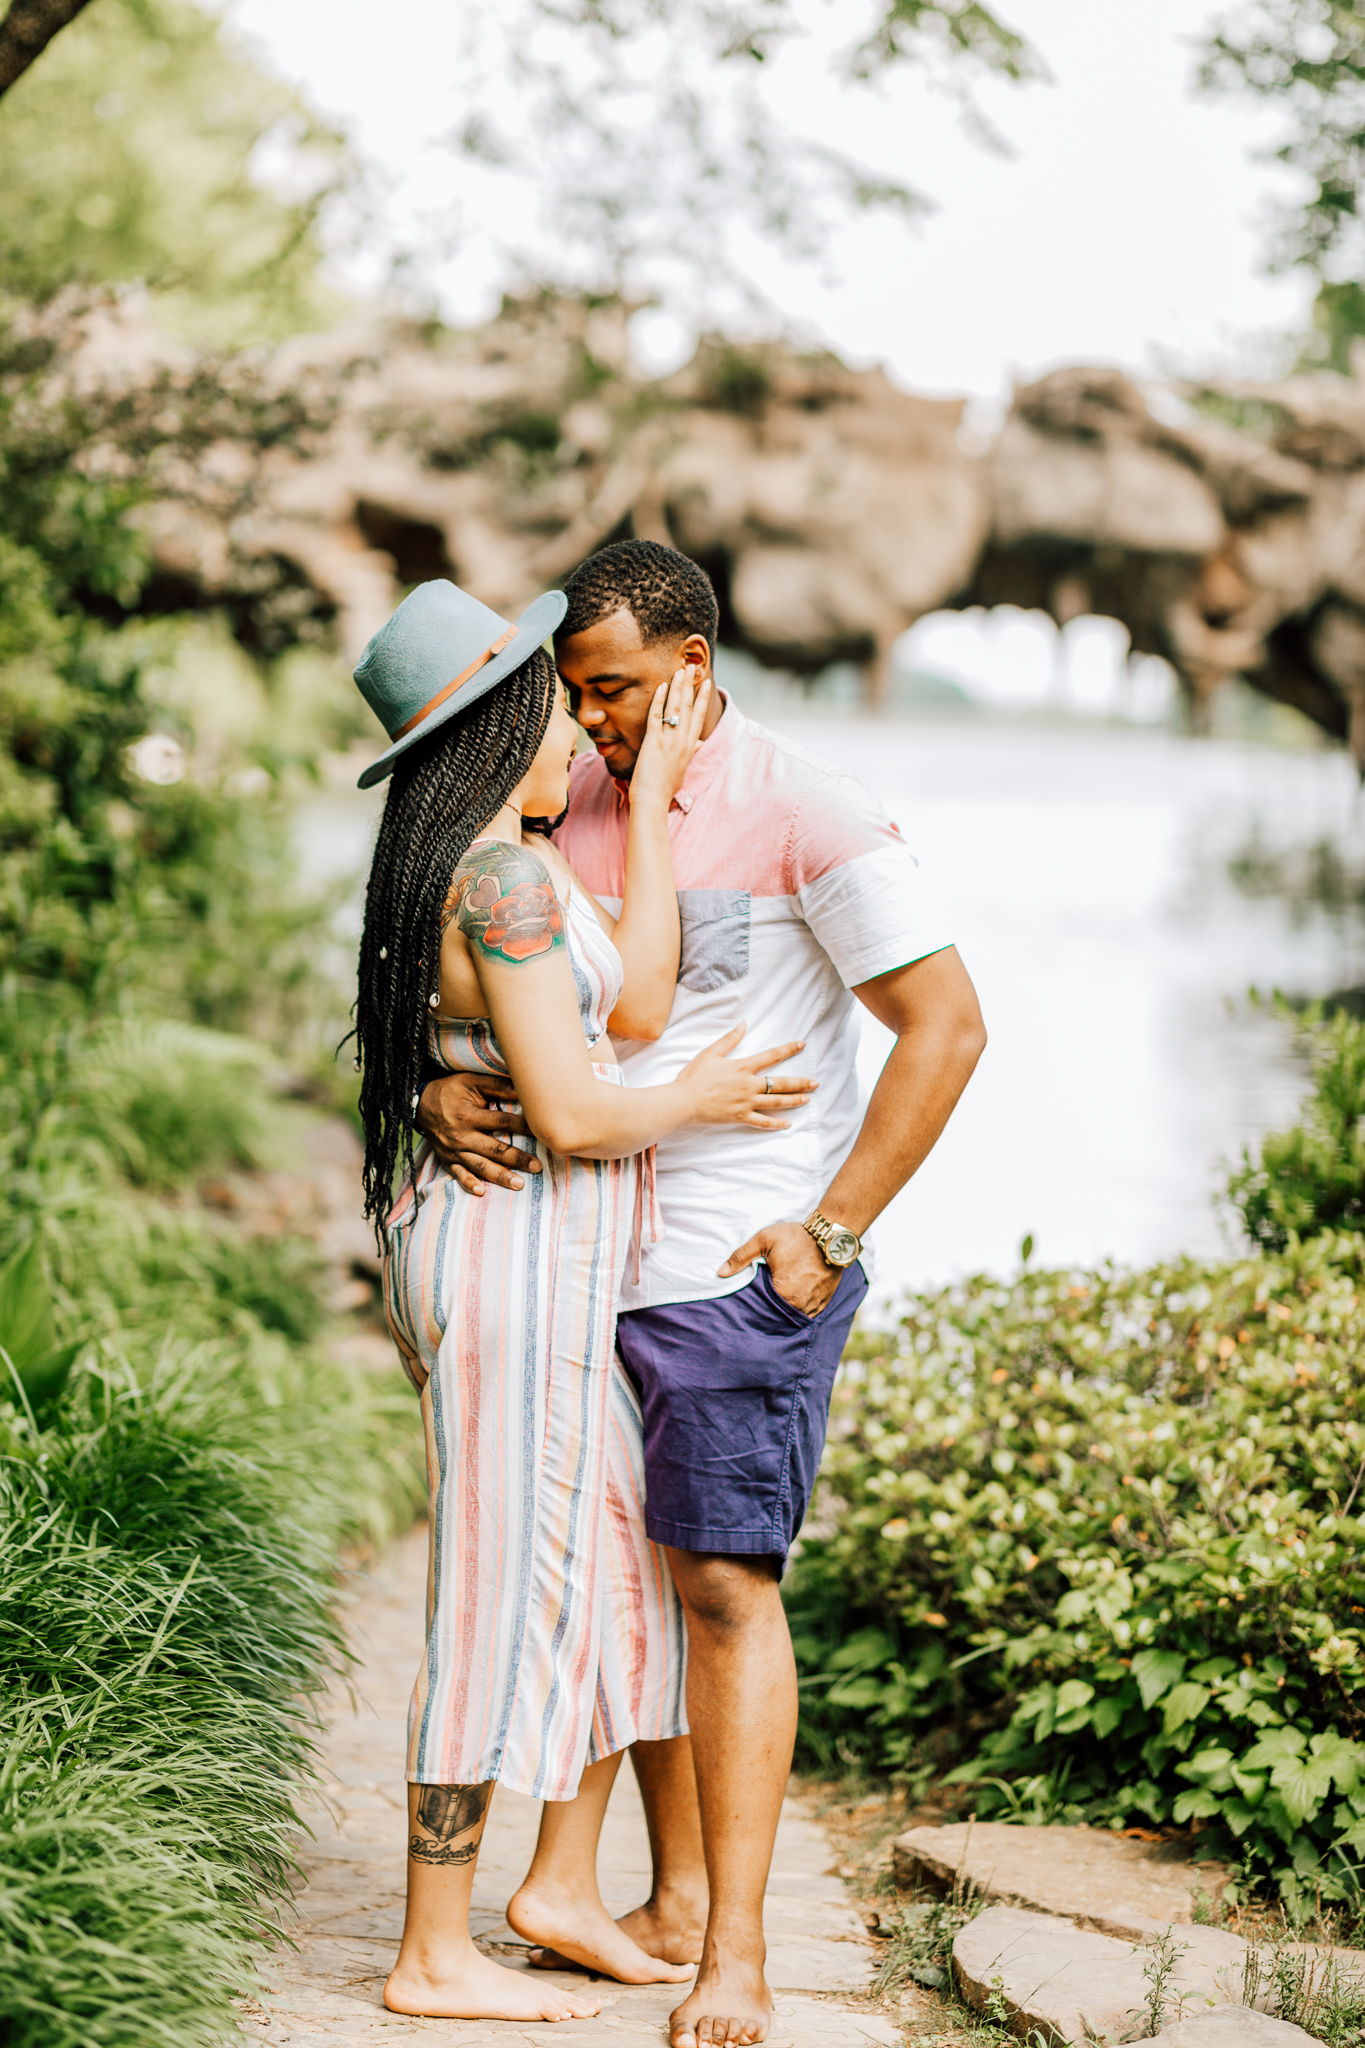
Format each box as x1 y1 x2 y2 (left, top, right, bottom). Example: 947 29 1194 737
818 1015 984 1236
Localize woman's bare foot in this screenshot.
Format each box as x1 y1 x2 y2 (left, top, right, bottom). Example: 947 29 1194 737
526 1890 707 1974
383 1948 603 2020
507 1880 695 1985
669 1946 772 2047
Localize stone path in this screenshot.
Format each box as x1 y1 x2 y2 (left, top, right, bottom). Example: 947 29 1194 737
239 1528 895 2048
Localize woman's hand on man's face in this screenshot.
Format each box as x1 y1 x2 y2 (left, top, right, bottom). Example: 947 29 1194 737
627 666 710 810
417 1073 539 1196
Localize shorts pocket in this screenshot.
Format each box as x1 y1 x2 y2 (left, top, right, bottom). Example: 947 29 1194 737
677 889 751 993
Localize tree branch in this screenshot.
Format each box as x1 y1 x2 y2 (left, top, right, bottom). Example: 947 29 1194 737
0 0 96 99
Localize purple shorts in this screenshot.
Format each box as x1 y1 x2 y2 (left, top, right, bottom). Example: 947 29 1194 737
614 1260 868 1564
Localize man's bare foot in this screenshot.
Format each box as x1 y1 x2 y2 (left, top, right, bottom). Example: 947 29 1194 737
619 1896 707 1967
383 1948 603 2020
669 1947 772 2048
507 1880 694 1985
526 1891 707 1973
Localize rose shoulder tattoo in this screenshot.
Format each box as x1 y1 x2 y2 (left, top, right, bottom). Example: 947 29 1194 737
409 1781 492 1866
443 842 565 965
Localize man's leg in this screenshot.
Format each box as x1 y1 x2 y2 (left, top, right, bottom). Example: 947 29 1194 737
663 1551 795 2048
613 1259 869 2046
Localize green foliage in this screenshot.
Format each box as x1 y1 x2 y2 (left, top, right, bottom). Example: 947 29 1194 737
1199 3 1365 370
0 302 342 1037
788 1238 1365 1908
0 0 349 346
0 1003 423 2043
0 1338 422 2045
850 0 1040 83
0 1238 79 1420
1242 1933 1365 2043
873 1879 986 1998
448 0 1040 304
1229 1008 1365 1251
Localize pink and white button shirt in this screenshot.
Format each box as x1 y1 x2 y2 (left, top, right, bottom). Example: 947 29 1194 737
555 697 953 1310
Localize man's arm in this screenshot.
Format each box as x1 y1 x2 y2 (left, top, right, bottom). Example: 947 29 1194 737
718 947 986 1315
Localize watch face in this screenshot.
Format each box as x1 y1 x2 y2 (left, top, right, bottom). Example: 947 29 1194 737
826 1228 859 1267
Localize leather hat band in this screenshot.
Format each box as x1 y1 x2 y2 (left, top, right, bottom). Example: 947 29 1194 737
391 624 517 739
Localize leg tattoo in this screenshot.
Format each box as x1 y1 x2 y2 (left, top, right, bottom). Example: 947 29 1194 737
409 1782 492 1866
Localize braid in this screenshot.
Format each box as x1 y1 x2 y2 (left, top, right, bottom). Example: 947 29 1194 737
351 647 556 1245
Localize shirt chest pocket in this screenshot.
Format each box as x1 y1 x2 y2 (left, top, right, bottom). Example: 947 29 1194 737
677 889 751 993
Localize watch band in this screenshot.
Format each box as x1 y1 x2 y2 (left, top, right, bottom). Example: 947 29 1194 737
802 1208 863 1265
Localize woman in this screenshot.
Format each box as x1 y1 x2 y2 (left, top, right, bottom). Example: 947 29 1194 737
349 580 813 2023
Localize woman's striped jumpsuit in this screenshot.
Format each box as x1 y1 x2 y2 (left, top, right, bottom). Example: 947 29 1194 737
383 881 688 1798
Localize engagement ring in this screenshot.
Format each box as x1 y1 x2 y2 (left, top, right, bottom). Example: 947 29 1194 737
666 713 681 726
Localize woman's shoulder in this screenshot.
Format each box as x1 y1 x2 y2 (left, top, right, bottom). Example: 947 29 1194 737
443 838 566 965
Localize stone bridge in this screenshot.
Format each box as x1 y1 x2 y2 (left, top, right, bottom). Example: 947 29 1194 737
52 291 1365 762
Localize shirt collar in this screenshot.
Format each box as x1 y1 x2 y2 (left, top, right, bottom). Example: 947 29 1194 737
612 690 741 815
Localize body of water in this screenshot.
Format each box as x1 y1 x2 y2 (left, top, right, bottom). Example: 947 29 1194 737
298 711 1365 1302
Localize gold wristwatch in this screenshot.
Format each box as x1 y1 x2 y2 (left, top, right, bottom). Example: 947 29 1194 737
802 1208 863 1269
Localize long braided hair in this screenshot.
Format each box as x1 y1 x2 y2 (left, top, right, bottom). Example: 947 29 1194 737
352 646 557 1240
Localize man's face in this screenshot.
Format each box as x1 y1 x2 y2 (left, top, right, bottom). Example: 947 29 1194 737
556 607 709 780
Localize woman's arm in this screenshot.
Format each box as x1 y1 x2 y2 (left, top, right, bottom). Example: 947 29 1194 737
448 839 812 1160
603 668 710 1042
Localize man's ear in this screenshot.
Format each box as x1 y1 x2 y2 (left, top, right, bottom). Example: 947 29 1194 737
679 632 712 680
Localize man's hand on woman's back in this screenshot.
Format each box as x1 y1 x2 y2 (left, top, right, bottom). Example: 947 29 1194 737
417 1074 540 1196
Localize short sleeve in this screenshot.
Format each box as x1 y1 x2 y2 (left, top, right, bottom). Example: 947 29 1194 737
789 776 953 990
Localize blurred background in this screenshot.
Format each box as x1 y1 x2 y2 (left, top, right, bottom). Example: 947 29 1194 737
8 0 1365 1296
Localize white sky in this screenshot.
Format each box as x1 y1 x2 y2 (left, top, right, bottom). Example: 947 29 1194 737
227 0 1316 401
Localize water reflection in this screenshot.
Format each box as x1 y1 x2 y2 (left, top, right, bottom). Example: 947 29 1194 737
298 710 1365 1300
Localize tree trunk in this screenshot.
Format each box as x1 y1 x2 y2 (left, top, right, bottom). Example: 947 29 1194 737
0 0 96 98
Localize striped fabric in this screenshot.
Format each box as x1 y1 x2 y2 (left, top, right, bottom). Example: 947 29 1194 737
383 883 686 1798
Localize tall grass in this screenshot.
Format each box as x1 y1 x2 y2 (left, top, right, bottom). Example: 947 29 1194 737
0 1008 423 2046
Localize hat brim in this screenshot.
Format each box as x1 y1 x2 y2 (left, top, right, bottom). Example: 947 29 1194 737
356 589 568 790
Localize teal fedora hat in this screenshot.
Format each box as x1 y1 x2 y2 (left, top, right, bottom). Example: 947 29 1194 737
354 580 567 789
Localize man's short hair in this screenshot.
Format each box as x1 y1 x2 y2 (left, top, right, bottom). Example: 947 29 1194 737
557 539 720 658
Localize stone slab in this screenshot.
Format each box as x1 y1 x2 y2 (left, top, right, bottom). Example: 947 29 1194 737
953 1905 1245 2046
895 1821 1229 1940
1128 2009 1321 2048
242 1525 878 2044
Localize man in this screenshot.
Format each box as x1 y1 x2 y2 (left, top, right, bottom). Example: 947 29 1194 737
420 541 985 2048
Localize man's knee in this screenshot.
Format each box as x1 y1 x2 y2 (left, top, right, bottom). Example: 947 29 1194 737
667 1548 781 1630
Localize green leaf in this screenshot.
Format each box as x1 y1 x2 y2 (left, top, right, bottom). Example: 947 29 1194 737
0 1237 56 1371
827 1674 892 1709
1309 1732 1364 1793
1178 1748 1236 1792
1243 1727 1307 1770
1222 1799 1259 1839
1230 1765 1268 1807
828 1628 893 1672
1132 1649 1185 1708
1092 1696 1123 1740
1272 1755 1336 1827
1163 1683 1212 1736
0 1238 77 1420
1055 1679 1094 1730
1173 1788 1224 1823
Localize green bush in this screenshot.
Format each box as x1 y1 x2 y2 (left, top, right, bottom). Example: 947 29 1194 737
1229 1009 1365 1250
788 1237 1365 1913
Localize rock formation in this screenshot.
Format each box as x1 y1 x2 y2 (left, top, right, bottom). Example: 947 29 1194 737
34 290 1365 761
